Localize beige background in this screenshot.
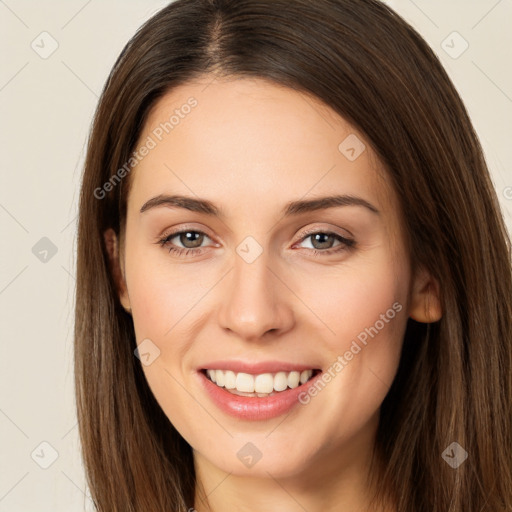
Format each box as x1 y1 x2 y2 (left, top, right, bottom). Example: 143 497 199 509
0 1 510 510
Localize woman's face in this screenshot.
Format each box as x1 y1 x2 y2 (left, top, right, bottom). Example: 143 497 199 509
110 76 436 482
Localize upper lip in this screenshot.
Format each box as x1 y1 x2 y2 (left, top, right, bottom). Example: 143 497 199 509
199 360 321 375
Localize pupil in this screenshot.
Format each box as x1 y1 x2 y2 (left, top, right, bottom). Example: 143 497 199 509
313 233 332 249
181 231 203 248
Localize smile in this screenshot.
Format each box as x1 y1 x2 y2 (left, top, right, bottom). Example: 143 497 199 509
203 368 321 397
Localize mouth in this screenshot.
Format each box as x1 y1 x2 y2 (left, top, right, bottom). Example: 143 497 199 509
200 368 322 398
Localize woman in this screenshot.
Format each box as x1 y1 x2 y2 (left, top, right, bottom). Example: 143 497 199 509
74 0 512 510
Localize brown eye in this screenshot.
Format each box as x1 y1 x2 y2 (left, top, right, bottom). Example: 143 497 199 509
309 232 338 250
158 229 214 256
174 231 205 249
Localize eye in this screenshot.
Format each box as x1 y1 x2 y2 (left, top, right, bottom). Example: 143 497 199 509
295 229 355 255
157 227 356 258
158 229 215 257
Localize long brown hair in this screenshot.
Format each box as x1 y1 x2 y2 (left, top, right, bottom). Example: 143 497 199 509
74 0 512 510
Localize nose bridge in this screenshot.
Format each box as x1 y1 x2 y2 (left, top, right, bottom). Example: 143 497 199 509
217 243 292 340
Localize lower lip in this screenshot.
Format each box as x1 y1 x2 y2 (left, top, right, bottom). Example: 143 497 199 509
198 370 323 421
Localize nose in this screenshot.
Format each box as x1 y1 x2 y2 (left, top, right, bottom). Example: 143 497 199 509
217 248 295 342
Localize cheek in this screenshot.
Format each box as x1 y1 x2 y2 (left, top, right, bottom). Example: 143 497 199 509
285 257 409 448
125 241 204 339
294 250 409 406
124 248 201 430
293 251 408 344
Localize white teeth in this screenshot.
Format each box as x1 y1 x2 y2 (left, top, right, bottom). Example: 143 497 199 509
300 370 311 384
288 371 300 389
205 368 315 394
236 372 255 392
274 372 288 392
215 370 225 387
254 373 274 394
224 370 236 389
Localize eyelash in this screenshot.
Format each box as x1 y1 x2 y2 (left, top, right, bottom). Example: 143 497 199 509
157 228 356 258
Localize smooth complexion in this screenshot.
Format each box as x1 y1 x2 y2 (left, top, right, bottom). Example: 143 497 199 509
105 76 442 512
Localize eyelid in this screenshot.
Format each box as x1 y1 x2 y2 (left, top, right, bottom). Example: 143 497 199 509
296 224 354 241
158 224 216 243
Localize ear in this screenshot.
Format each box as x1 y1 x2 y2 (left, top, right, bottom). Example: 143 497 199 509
408 264 442 323
103 228 131 313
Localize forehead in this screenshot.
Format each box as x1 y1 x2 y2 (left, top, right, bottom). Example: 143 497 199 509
128 76 398 221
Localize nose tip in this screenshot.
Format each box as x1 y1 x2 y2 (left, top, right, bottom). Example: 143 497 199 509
217 256 294 342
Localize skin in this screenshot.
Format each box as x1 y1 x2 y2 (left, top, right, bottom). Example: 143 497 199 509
105 75 442 512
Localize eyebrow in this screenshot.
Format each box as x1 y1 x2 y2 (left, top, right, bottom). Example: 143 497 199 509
139 194 380 217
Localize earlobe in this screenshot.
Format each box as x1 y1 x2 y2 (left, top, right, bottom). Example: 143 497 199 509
408 265 442 323
103 228 131 313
